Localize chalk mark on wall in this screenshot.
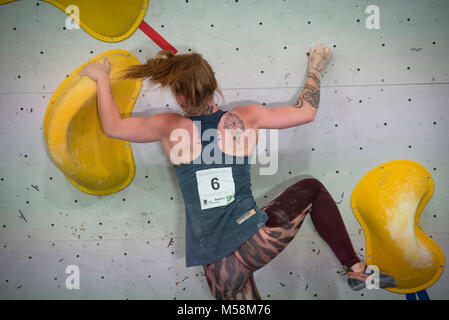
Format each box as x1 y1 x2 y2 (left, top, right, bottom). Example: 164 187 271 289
18 209 28 223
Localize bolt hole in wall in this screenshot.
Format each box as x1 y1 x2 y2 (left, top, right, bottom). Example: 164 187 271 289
0 0 448 301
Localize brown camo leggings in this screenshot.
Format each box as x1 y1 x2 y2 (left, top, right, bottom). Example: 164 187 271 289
203 178 360 300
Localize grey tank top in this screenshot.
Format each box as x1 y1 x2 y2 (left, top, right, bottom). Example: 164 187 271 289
173 109 268 267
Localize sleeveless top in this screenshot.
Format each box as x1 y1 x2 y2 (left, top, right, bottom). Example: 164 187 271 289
173 109 268 267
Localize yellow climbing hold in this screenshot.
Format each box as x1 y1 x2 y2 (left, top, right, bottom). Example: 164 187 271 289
44 49 142 195
351 159 445 294
42 0 149 42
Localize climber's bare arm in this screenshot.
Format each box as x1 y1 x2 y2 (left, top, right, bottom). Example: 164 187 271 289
80 58 181 143
107 112 181 143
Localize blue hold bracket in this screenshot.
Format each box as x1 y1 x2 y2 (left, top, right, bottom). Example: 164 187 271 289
406 290 430 300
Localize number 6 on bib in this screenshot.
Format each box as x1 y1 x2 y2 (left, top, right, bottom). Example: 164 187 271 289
196 167 235 210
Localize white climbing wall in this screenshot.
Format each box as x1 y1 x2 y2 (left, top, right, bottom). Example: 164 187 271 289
0 0 448 300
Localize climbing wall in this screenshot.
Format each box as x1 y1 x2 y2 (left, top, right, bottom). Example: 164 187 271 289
1 0 448 300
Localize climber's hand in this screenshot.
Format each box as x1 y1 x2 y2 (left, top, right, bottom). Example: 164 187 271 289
80 58 111 81
307 43 332 74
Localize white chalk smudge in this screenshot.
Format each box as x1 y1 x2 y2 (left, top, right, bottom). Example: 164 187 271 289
385 191 433 269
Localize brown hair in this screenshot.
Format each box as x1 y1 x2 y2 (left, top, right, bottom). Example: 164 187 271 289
121 50 223 115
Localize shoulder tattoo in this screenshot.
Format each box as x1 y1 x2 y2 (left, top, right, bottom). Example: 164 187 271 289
224 112 245 143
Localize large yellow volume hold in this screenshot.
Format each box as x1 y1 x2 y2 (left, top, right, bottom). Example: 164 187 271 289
44 49 142 195
42 0 149 42
351 159 445 294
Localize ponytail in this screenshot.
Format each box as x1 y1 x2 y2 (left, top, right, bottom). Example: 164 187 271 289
121 50 223 114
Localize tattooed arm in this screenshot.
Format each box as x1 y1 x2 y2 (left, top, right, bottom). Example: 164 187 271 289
292 43 332 119
290 68 321 116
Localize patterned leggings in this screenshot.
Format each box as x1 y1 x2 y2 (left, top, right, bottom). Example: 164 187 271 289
203 178 360 300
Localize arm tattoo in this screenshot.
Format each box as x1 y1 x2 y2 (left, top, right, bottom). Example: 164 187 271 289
311 66 323 73
302 84 320 108
292 73 321 109
224 112 245 143
292 96 304 108
292 85 320 109
307 72 321 86
310 51 329 73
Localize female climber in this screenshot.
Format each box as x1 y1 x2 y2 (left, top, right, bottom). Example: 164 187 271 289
80 43 396 300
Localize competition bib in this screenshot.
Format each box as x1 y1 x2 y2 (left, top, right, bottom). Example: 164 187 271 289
196 167 235 210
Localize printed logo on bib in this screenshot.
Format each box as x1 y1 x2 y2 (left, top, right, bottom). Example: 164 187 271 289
196 167 235 210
